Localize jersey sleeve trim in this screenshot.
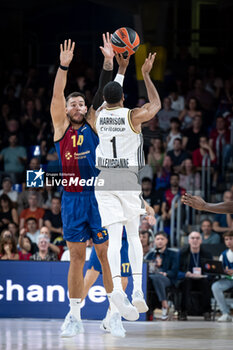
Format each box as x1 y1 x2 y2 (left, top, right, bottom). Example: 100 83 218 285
127 110 140 134
105 106 121 111
54 124 71 143
85 120 98 136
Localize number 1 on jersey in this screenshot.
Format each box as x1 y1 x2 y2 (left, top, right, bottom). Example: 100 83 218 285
110 137 117 158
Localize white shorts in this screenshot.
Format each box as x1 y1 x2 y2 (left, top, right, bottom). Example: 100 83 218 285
95 190 146 227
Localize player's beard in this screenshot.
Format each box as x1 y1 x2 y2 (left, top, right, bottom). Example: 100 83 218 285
68 112 85 125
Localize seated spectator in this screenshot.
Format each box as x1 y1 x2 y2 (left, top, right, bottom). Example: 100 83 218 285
18 235 32 261
157 97 179 134
0 235 19 260
142 178 163 217
169 87 185 112
147 232 179 320
201 219 220 244
24 217 40 244
0 194 18 231
30 234 58 261
40 179 60 209
40 225 60 258
166 118 182 151
178 231 212 321
209 115 232 168
179 158 201 194
167 138 189 172
192 135 216 169
0 177 18 203
7 222 19 239
142 117 162 159
186 78 214 112
213 191 233 234
161 173 186 226
17 188 44 213
182 115 205 153
179 97 202 130
19 192 45 229
0 134 27 183
212 231 233 322
155 155 173 191
147 137 165 176
139 230 152 260
43 197 62 242
46 146 59 173
0 228 13 240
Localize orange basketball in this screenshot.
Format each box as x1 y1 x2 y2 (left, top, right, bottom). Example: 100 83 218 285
111 27 140 58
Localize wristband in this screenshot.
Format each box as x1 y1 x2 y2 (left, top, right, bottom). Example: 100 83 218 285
59 65 69 71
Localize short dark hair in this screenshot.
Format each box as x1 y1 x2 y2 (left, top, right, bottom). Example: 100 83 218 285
103 82 123 104
170 172 179 179
66 92 86 105
223 231 233 238
155 231 168 239
173 137 182 144
201 219 212 226
142 177 152 184
170 117 180 125
26 217 37 223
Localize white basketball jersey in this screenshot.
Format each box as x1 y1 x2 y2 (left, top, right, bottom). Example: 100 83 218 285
95 106 144 172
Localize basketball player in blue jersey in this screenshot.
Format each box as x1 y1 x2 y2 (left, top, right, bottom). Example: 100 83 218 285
50 35 138 337
94 53 161 317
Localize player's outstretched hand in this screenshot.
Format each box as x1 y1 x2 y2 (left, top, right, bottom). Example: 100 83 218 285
60 39 75 67
99 32 114 60
141 52 156 75
181 193 206 211
115 53 130 70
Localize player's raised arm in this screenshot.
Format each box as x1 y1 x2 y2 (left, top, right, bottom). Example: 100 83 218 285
130 53 161 132
182 192 233 214
87 33 114 128
50 39 75 140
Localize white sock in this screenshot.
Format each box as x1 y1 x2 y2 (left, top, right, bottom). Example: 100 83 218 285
106 222 123 291
107 293 119 315
70 298 82 321
125 216 143 294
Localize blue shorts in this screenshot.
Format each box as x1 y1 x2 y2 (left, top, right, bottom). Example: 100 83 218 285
61 191 108 244
87 231 131 277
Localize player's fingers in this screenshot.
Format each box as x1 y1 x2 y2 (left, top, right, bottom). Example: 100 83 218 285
99 46 104 53
67 39 71 51
106 32 110 43
60 44 63 52
64 40 67 51
102 33 107 45
71 42 75 52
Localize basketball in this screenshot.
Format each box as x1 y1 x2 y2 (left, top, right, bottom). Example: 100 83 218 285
111 27 140 58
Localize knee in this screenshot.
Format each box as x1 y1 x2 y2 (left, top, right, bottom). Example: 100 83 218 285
96 244 108 264
211 282 219 293
69 247 85 264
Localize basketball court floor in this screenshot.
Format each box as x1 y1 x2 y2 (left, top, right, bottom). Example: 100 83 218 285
0 318 232 350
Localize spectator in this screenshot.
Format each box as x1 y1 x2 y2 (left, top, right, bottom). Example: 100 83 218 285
178 231 212 321
142 117 162 158
161 173 186 224
179 158 201 194
211 231 233 322
17 188 44 213
43 197 62 242
157 97 179 134
192 135 216 169
0 194 18 231
30 234 58 261
167 138 189 172
147 137 165 176
0 228 13 240
19 193 45 229
24 217 40 244
40 179 60 209
166 118 182 151
0 235 19 260
142 178 163 216
7 222 19 239
200 219 220 244
139 230 152 260
209 115 232 168
0 134 27 182
179 97 202 130
155 155 173 191
213 191 233 234
182 115 205 153
169 87 185 112
18 235 32 260
40 225 60 257
46 146 59 173
0 177 18 203
186 78 214 112
147 232 179 320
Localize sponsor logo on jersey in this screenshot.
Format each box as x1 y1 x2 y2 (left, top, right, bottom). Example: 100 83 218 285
65 151 72 160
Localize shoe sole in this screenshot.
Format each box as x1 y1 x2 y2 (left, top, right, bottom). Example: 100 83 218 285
132 298 149 313
112 292 139 321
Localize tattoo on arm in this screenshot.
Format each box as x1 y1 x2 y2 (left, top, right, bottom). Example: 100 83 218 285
103 60 113 71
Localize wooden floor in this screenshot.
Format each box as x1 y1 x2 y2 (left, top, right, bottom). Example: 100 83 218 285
0 318 233 350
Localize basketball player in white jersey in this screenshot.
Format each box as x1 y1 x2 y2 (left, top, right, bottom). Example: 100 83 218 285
95 53 161 316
